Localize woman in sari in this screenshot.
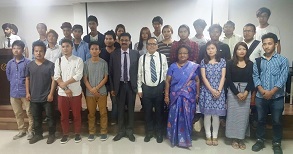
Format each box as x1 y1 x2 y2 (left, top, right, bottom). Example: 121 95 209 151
165 45 200 148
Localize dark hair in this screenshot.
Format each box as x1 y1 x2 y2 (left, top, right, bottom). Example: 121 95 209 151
12 40 25 50
232 42 250 65
261 32 278 43
119 32 131 40
46 29 59 40
36 23 47 30
32 41 46 52
162 25 173 34
10 24 18 34
243 23 256 32
115 24 125 34
137 27 151 50
193 19 207 29
152 16 163 25
256 7 271 18
175 45 191 62
61 39 73 47
224 20 235 28
72 24 83 33
2 23 12 30
178 24 190 35
146 37 158 44
208 24 222 34
60 22 72 29
204 41 221 64
104 30 116 40
87 15 98 24
89 41 101 50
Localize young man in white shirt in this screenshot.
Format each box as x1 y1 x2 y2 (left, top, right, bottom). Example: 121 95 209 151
137 37 168 143
45 29 62 63
151 16 164 42
54 39 84 144
1 23 21 49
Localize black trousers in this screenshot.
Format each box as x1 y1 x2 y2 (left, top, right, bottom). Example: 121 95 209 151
30 102 56 136
117 82 136 135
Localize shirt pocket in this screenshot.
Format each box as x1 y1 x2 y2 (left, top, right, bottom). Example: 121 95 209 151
271 66 280 76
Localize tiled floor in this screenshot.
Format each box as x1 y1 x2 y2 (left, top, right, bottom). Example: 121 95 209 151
0 130 293 154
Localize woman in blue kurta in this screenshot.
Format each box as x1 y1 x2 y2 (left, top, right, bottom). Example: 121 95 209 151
165 45 200 148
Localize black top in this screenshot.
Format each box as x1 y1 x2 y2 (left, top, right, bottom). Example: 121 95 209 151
100 48 111 64
226 60 254 95
198 41 231 63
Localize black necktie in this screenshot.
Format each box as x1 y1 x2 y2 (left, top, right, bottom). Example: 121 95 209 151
7 38 11 47
123 52 128 81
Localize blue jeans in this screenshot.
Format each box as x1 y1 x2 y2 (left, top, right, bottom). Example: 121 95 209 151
255 97 284 143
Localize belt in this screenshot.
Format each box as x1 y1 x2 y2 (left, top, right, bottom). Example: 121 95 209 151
120 81 130 84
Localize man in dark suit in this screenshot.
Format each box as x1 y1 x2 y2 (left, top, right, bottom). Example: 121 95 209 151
109 32 139 142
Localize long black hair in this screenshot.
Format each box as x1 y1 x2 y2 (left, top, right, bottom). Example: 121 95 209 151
232 42 250 65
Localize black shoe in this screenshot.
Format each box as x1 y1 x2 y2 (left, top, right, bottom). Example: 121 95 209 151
252 139 265 152
75 134 82 143
144 134 153 142
127 134 135 142
47 134 55 144
156 134 163 143
273 143 283 154
29 135 43 144
60 135 69 144
113 133 125 141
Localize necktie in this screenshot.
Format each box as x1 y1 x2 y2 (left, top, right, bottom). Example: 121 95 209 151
150 55 157 83
123 52 128 81
7 38 11 48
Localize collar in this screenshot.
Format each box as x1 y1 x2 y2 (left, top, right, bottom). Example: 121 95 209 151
261 51 278 59
12 56 25 63
64 54 74 60
146 51 158 57
179 38 191 43
223 34 235 39
47 44 59 50
121 48 129 54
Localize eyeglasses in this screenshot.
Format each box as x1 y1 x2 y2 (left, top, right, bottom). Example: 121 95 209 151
243 30 254 33
147 43 157 46
120 39 129 42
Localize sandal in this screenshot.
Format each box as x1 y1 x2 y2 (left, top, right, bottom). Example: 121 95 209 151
206 138 213 146
232 140 239 149
212 138 218 146
238 140 246 150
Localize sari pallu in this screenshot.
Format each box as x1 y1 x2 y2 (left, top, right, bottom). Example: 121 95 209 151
167 61 199 147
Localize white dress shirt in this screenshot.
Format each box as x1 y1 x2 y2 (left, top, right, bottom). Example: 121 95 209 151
220 34 243 55
45 44 62 63
137 51 168 93
54 55 84 96
0 34 21 48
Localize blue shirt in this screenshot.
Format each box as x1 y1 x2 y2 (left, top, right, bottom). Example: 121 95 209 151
6 57 31 98
253 52 289 99
72 40 91 62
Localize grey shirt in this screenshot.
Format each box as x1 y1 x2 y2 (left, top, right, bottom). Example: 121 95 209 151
25 60 54 102
84 58 108 96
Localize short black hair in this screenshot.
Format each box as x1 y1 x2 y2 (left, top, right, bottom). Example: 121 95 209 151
115 24 125 34
204 41 221 64
208 24 222 34
72 24 83 33
11 24 18 34
178 24 190 35
261 32 278 43
32 41 46 53
224 20 235 28
193 19 207 29
87 15 98 24
104 30 116 40
12 40 25 50
2 23 12 30
61 39 73 47
47 29 59 40
36 23 47 30
89 41 101 50
119 32 131 40
175 45 191 62
256 7 271 18
146 37 158 44
244 23 256 32
152 16 163 25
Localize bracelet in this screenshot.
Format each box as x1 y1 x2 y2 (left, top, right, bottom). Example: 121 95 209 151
62 86 69 91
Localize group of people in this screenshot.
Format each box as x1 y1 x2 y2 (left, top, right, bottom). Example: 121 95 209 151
2 6 289 154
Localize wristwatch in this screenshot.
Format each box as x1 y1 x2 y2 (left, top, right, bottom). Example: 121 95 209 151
62 86 69 91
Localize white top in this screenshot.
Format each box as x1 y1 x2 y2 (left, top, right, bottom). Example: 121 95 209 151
137 51 168 93
54 55 84 96
151 32 164 43
190 36 208 48
255 24 281 41
45 44 62 63
0 34 21 48
90 34 98 42
244 39 263 62
220 34 243 55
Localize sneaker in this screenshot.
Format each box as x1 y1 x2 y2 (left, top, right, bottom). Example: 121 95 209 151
29 135 43 144
75 134 82 143
252 139 265 152
13 132 26 140
273 143 283 154
100 134 108 141
42 117 48 123
88 134 95 141
27 132 34 140
60 135 69 144
110 119 117 125
47 134 55 144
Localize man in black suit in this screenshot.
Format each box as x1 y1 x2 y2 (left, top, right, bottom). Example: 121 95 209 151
109 32 139 142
